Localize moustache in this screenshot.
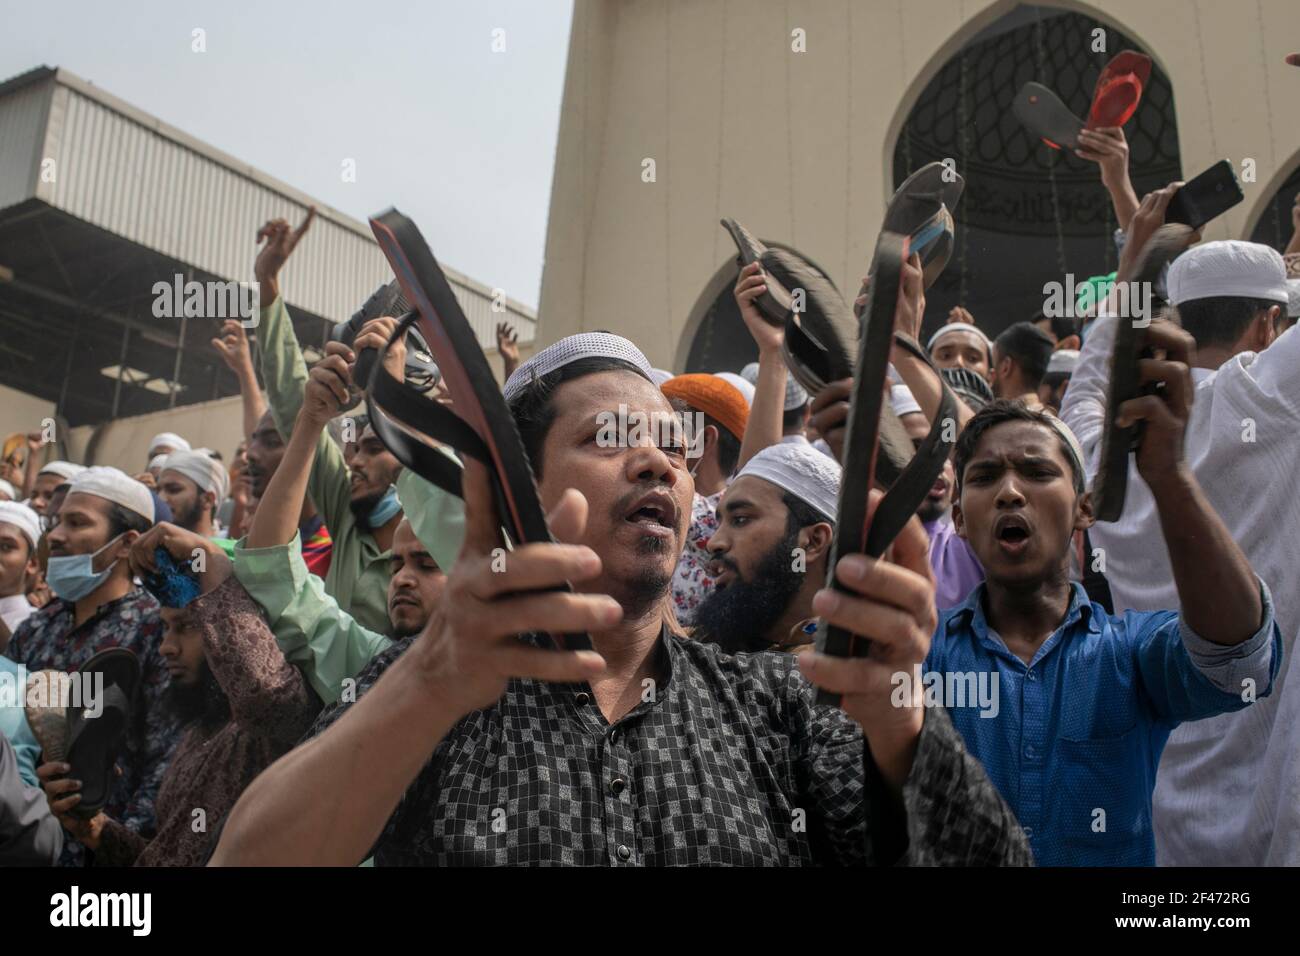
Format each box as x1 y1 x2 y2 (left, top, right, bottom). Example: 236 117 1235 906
610 483 676 523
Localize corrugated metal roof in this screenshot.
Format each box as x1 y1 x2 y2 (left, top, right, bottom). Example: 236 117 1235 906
0 65 534 344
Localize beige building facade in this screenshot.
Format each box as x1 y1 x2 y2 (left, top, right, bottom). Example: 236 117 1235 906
539 0 1300 372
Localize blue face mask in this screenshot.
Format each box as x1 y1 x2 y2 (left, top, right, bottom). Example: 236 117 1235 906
366 486 402 529
46 534 125 602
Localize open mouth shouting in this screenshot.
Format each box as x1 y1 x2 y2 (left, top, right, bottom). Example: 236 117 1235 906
993 512 1033 558
623 489 678 540
706 557 737 589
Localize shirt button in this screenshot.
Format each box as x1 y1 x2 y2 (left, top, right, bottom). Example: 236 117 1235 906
575 692 590 706
609 728 619 744
1026 671 1037 681
617 844 632 862
1024 744 1037 759
610 777 627 795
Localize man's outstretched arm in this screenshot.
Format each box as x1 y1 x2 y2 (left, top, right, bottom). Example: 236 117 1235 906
211 459 613 866
1121 320 1263 646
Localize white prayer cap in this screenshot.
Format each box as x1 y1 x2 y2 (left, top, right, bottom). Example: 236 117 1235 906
713 372 756 407
66 466 155 523
741 361 809 411
650 368 675 386
1287 279 1300 319
890 383 923 418
148 432 191 456
0 501 41 549
0 479 13 502
37 461 84 482
1047 349 1080 375
1167 240 1288 306
734 442 842 523
503 332 655 404
161 449 229 501
927 322 993 358
148 454 168 473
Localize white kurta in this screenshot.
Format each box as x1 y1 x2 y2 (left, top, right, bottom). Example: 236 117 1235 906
1061 314 1300 865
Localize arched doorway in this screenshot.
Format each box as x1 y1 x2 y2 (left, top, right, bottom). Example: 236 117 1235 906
1247 163 1300 254
677 243 838 375
893 3 1182 340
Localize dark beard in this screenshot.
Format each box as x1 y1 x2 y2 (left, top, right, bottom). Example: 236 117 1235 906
694 527 806 654
917 498 949 523
163 662 231 730
349 490 384 523
173 496 204 533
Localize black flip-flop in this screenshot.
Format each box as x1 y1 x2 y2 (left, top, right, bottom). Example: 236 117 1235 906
813 232 959 707
65 647 140 820
881 162 963 290
1092 224 1195 522
719 224 915 486
356 208 591 652
1013 81 1085 152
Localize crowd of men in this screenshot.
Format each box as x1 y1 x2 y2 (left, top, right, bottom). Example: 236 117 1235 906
1 114 1298 867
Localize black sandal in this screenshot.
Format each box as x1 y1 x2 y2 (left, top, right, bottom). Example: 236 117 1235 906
813 233 959 706
1092 223 1195 521
355 208 591 652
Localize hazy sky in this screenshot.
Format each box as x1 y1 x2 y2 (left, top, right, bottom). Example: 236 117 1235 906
0 0 575 309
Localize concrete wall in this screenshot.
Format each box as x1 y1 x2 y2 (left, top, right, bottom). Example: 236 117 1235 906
0 384 56 447
539 0 1300 369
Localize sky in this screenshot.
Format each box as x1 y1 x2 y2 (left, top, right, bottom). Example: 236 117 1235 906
0 0 576 309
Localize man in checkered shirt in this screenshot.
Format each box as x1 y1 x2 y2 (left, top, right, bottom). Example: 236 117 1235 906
213 334 1030 866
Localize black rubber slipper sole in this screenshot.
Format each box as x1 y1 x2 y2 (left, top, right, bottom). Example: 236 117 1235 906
363 208 591 652
66 647 140 820
814 232 959 706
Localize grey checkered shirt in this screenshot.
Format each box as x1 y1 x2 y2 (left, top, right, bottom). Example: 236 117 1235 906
307 628 1031 866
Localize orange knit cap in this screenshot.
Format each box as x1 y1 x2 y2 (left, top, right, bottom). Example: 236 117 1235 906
660 374 749 441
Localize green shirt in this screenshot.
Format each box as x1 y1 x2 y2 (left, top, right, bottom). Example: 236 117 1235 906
232 458 464 705
256 294 393 633
233 532 388 706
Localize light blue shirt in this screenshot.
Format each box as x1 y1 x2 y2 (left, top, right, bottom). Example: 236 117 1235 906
925 581 1280 866
0 657 41 788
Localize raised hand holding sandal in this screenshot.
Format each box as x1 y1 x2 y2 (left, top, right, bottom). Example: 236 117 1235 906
1014 50 1151 152
881 161 963 291
355 208 591 652
25 648 141 820
813 232 959 707
720 220 915 486
1092 223 1196 522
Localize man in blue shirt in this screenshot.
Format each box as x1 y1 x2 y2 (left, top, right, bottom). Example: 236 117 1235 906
926 320 1280 865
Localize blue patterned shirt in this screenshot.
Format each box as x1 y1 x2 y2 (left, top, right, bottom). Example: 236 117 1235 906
5 587 180 866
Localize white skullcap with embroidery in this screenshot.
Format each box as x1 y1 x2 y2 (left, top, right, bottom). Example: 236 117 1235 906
37 461 84 482
741 361 809 411
503 332 655 404
713 372 756 407
148 432 191 455
1047 349 1080 375
1167 240 1288 306
67 466 155 523
734 441 842 523
927 322 994 358
0 501 41 548
162 449 230 501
